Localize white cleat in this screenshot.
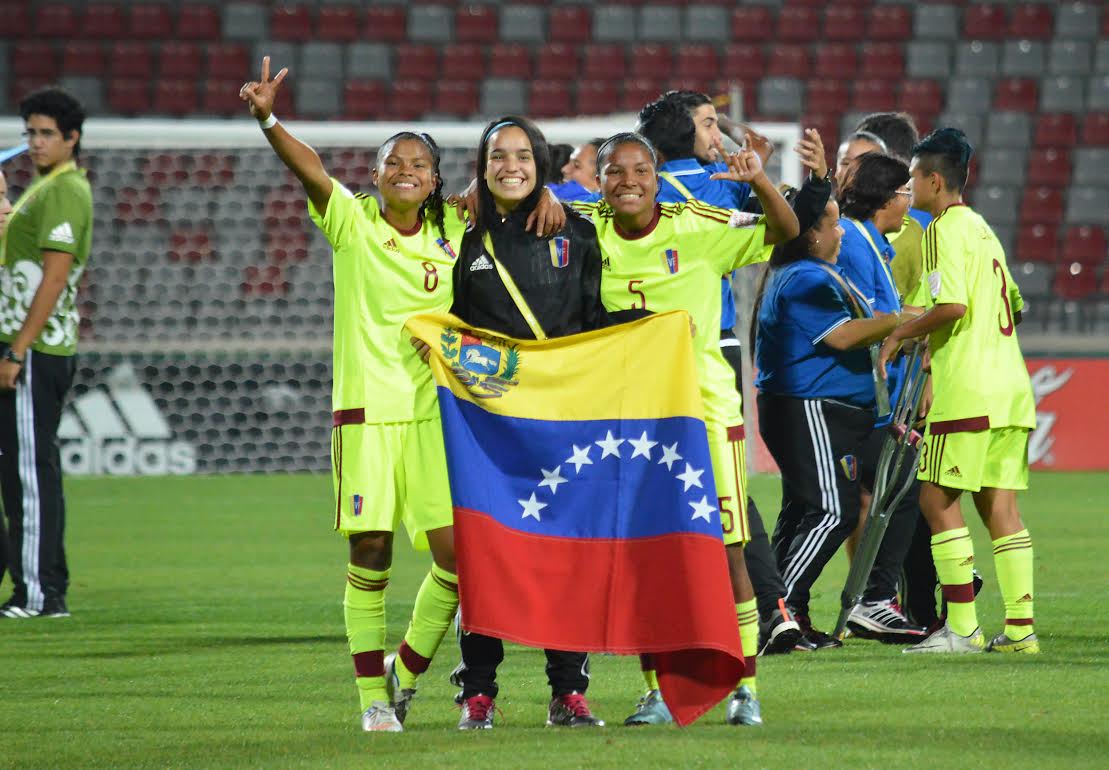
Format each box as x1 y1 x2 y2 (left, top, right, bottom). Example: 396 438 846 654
361 701 403 732
903 623 985 654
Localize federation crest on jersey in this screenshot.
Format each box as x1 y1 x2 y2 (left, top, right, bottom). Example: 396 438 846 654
352 494 364 516
441 329 521 399
662 248 680 274
436 238 457 259
549 237 570 268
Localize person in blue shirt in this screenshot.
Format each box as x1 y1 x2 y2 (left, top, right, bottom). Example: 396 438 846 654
547 138 603 203
754 198 909 647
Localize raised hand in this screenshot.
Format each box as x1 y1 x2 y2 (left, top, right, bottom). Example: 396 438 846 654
708 148 765 183
794 128 828 180
741 124 775 165
239 56 288 120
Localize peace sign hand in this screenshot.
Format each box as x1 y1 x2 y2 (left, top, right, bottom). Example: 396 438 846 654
709 148 765 184
239 56 288 120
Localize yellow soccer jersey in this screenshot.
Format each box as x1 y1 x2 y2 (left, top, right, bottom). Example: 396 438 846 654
575 200 768 426
890 214 925 305
921 204 1035 432
309 179 465 422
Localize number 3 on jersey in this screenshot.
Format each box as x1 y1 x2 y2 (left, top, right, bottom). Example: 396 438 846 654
992 259 1013 337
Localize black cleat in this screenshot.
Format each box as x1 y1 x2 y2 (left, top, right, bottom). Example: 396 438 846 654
847 599 927 644
791 608 843 650
547 692 605 727
758 600 801 656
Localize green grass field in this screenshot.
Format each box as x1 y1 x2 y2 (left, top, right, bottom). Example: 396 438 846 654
3 472 1107 769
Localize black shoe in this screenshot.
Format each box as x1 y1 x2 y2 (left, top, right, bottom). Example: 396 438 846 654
847 599 927 644
0 596 68 618
791 608 843 650
547 692 605 727
758 600 801 656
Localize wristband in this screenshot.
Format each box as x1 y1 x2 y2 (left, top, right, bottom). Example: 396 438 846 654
258 113 279 130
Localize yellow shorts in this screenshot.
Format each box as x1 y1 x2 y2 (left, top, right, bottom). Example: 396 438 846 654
331 417 453 549
708 422 750 546
917 425 1030 493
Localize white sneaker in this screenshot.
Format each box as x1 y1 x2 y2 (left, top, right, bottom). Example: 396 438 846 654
903 623 985 654
361 701 403 732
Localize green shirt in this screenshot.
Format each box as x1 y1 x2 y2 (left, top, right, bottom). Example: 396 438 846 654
921 204 1035 432
0 165 92 356
308 179 465 422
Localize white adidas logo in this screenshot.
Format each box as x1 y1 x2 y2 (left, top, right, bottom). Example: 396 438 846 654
58 364 196 476
470 254 493 272
47 221 75 245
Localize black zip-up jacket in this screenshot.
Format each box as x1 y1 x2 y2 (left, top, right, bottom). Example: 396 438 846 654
451 205 644 339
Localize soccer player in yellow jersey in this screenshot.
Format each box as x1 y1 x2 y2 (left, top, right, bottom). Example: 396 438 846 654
241 58 467 732
576 133 798 725
878 128 1038 655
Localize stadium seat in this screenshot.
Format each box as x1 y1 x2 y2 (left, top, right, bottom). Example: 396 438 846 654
806 81 849 115
488 44 532 79
203 80 248 116
731 7 773 44
938 111 985 148
0 2 31 40
364 6 407 43
1053 263 1097 301
59 76 104 115
813 44 857 80
620 79 661 113
1065 187 1109 225
906 42 952 79
34 3 78 39
548 6 591 45
676 45 719 81
300 42 344 81
637 5 682 43
722 45 764 79
499 5 545 44
408 5 453 43
1007 4 1053 40
394 44 440 81
441 44 486 79
1049 42 1093 78
823 7 865 42
995 79 1038 113
1063 225 1107 265
981 148 1029 187
684 6 729 43
973 185 1021 227
110 43 153 79
433 81 479 117
456 5 498 44
914 5 959 40
107 79 150 116
242 265 290 298
851 80 897 112
947 78 993 114
631 45 674 82
158 43 203 80
1081 113 1109 145
582 44 626 81
207 44 251 80
480 77 527 116
776 7 820 44
1027 148 1072 188
963 4 1008 41
593 6 637 43
388 80 434 120
1035 113 1078 147
1041 77 1086 114
223 3 269 43
316 6 361 43
154 80 200 117
346 42 391 81
536 44 579 80
1020 186 1065 226
1002 41 1045 78
264 225 309 264
576 80 619 116
866 6 912 42
342 80 387 120
270 5 313 43
767 46 810 78
1010 262 1053 302
296 80 341 118
759 78 803 117
956 42 1000 77
898 80 944 116
1016 224 1058 264
860 44 905 80
177 5 221 42
529 80 572 118
1090 76 1109 112
127 4 173 41
62 42 106 77
1100 41 1109 75
986 112 1032 149
1056 2 1101 41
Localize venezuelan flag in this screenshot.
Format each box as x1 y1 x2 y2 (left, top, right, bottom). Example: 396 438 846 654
406 311 744 726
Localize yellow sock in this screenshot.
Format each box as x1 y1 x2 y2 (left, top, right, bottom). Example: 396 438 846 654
737 599 758 694
931 528 978 637
992 530 1035 641
345 564 389 709
642 665 659 692
396 562 459 690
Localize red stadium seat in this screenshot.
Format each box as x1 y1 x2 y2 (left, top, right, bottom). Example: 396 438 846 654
456 5 498 44
271 4 313 42
115 186 161 226
343 81 387 120
800 112 839 164
62 42 106 76
1063 226 1107 266
364 6 407 43
535 44 578 80
806 80 849 114
1034 114 1077 147
963 5 1008 40
488 44 531 79
0 2 31 40
823 7 865 42
1020 187 1064 226
722 45 764 79
109 43 152 79
387 80 433 121
775 7 820 43
13 42 58 79
1016 224 1058 264
1081 113 1109 146
34 3 77 38
107 79 150 116
264 227 309 266
860 43 905 80
154 80 199 117
207 44 251 80
866 6 912 42
177 5 221 41
82 3 125 39
630 45 673 82
1007 4 1053 40
582 44 626 81
1053 263 1097 301
576 80 618 117
767 45 810 78
394 44 440 81
191 153 235 188
127 4 173 41
731 8 774 44
994 79 1038 113
317 6 361 43
899 80 944 116
666 77 711 97
851 80 896 112
813 44 857 80
529 81 572 118
203 80 246 116
242 265 290 297
1027 148 1071 188
676 45 719 81
711 78 758 119
433 81 479 117
549 6 591 44
620 79 662 113
158 43 202 80
441 44 486 78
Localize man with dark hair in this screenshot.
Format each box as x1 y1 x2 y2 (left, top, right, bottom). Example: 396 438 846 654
547 138 605 203
0 87 91 619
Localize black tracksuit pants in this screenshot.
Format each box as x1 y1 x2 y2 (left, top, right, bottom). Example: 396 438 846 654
0 348 76 611
758 393 873 613
458 631 589 700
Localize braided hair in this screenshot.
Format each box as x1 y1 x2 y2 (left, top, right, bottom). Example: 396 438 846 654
377 131 447 242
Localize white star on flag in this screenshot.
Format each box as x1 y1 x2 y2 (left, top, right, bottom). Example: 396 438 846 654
519 492 547 521
595 430 625 459
566 444 593 473
627 431 658 460
658 442 682 471
538 466 567 494
676 462 705 492
689 495 716 523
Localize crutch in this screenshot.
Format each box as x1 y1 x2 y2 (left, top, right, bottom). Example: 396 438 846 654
832 342 929 640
